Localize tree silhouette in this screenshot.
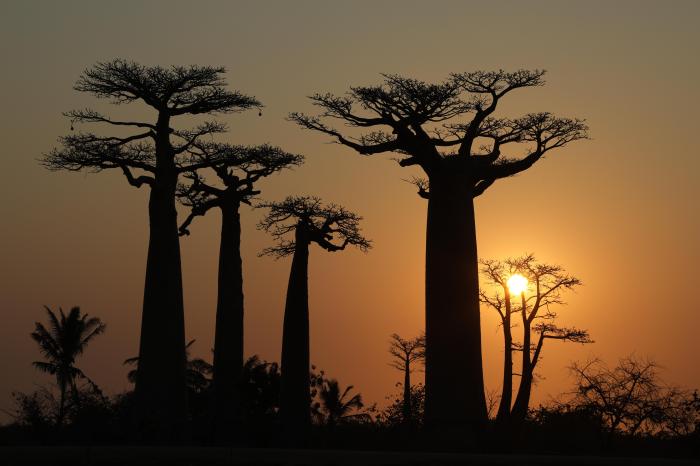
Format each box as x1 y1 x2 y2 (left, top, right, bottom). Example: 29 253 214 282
479 258 519 425
239 355 281 423
378 383 426 428
481 255 591 430
30 306 105 425
258 196 370 443
290 70 588 432
177 143 302 438
123 339 212 394
568 356 699 438
42 60 260 439
314 378 369 427
388 333 425 426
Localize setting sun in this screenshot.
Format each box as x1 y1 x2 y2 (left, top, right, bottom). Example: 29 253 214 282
507 274 528 295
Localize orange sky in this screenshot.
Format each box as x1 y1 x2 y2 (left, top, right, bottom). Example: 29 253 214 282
1 1 699 421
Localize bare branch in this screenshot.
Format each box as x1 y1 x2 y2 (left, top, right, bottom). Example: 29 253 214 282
404 176 430 199
65 109 156 130
483 113 589 180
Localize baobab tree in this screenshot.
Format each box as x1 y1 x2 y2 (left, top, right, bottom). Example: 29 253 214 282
481 255 592 430
258 196 370 442
290 70 588 431
42 59 260 438
388 333 425 426
177 143 302 438
31 306 105 426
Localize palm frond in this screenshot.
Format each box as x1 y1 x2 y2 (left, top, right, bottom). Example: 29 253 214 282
32 361 58 374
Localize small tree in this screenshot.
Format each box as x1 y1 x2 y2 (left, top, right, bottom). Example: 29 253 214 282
258 196 370 442
42 60 260 438
291 71 588 431
378 383 426 429
314 378 369 427
480 255 591 429
30 306 105 425
239 355 281 423
568 356 699 437
177 143 302 437
388 333 425 426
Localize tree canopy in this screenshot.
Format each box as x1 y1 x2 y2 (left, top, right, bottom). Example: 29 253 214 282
257 196 371 257
290 70 588 198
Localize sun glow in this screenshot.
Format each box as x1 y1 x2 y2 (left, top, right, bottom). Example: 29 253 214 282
507 274 528 295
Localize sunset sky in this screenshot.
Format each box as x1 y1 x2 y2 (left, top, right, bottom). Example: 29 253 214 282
1 1 699 420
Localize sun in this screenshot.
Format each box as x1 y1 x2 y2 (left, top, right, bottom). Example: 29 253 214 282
507 274 528 295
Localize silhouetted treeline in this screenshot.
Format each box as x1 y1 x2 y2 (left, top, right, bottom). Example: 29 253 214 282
4 359 699 458
5 309 699 457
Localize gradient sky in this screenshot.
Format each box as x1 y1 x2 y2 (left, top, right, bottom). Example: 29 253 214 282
1 1 699 421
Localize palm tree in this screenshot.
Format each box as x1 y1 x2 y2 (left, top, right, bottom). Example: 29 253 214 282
30 306 106 425
239 356 281 421
315 378 368 427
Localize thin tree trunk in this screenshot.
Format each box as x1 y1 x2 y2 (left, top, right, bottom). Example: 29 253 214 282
211 203 244 441
134 116 188 441
496 290 513 424
511 372 533 425
402 361 412 425
57 377 66 427
511 294 531 425
280 226 311 443
424 172 487 436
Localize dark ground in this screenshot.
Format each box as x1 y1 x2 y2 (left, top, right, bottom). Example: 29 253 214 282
1 447 699 466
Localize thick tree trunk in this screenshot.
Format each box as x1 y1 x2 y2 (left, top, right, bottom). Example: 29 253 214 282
134 116 188 441
424 172 487 436
496 291 513 424
211 203 245 441
402 362 412 425
280 227 311 443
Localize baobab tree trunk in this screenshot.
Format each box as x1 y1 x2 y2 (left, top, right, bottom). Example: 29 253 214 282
211 203 245 441
424 172 487 436
280 227 311 443
402 362 412 425
134 118 188 441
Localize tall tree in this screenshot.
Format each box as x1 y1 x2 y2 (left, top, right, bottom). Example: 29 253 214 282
31 306 105 425
42 60 260 439
177 143 303 439
258 196 370 443
481 255 592 430
290 70 588 432
388 333 425 426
